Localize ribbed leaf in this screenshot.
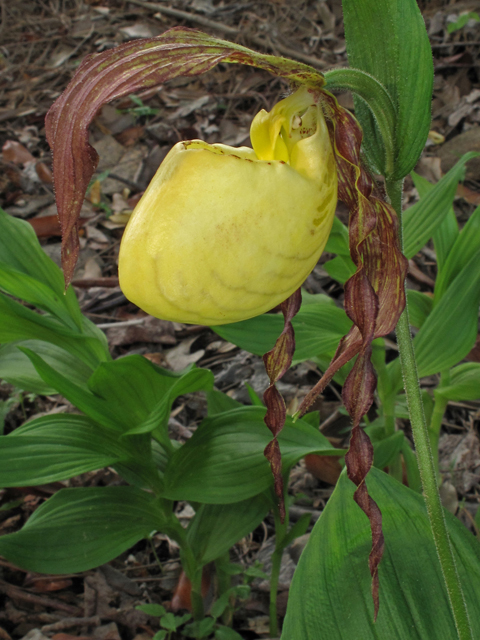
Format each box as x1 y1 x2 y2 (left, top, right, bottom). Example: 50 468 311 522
0 294 107 370
403 153 478 259
187 494 270 565
324 216 350 256
0 414 128 486
412 171 459 272
342 0 433 178
162 407 342 503
0 208 81 327
0 340 92 395
282 468 480 639
436 364 480 402
414 250 480 377
214 299 352 361
406 290 433 330
434 204 480 303
22 350 212 436
0 486 166 573
323 255 356 284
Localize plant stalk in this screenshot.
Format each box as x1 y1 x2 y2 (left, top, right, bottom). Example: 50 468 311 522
269 503 288 638
386 178 472 640
269 548 282 638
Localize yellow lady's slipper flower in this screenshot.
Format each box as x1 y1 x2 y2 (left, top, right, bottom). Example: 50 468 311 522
118 86 337 325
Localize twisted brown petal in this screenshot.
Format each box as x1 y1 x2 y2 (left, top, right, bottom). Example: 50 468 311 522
263 289 302 522
297 90 408 619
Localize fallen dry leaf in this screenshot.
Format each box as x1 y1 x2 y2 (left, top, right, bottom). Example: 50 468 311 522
2 140 34 164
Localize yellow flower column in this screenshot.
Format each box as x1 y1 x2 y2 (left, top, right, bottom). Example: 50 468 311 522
119 86 337 325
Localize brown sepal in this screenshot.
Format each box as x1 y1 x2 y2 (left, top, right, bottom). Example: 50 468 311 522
296 90 407 621
264 438 285 522
345 425 384 621
262 289 301 522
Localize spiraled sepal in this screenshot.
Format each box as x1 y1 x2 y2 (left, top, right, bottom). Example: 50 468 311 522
263 289 302 522
297 90 408 620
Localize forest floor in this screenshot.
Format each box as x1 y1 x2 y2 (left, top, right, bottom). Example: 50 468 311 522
1 0 480 638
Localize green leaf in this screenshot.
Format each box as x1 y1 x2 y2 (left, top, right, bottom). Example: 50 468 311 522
372 431 404 470
0 263 80 331
214 300 352 362
403 153 478 259
281 512 311 550
160 613 181 632
152 631 167 640
245 382 263 407
136 604 167 617
323 255 356 284
406 290 433 330
411 171 459 272
215 626 244 640
183 617 216 639
0 294 107 370
342 0 433 179
21 351 212 437
186 493 270 565
414 249 480 377
0 486 166 573
324 216 350 256
0 208 82 328
436 363 480 402
448 12 480 33
434 204 480 303
0 414 129 486
282 467 480 639
0 340 92 395
123 366 214 435
206 390 243 415
163 407 342 503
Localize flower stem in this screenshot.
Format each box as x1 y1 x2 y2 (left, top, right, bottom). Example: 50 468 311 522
269 548 282 638
269 507 287 638
386 178 472 640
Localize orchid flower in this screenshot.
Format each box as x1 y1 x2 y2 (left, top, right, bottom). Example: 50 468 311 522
45 27 407 618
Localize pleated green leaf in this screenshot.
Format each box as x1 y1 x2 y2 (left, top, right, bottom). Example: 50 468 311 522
214 299 352 361
414 249 480 377
412 171 459 273
342 0 433 178
403 153 477 259
406 290 433 330
282 468 480 639
436 363 480 402
0 294 107 370
434 204 480 303
323 255 356 284
187 494 270 565
22 350 213 435
162 407 343 503
0 414 128 486
0 208 82 328
0 486 166 573
0 340 92 395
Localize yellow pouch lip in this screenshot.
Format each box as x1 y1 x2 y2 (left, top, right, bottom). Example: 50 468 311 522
119 87 338 326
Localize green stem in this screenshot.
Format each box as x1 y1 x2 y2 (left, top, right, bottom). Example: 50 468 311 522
386 178 472 640
269 503 288 638
166 517 204 623
269 549 282 638
429 393 448 478
190 568 205 623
